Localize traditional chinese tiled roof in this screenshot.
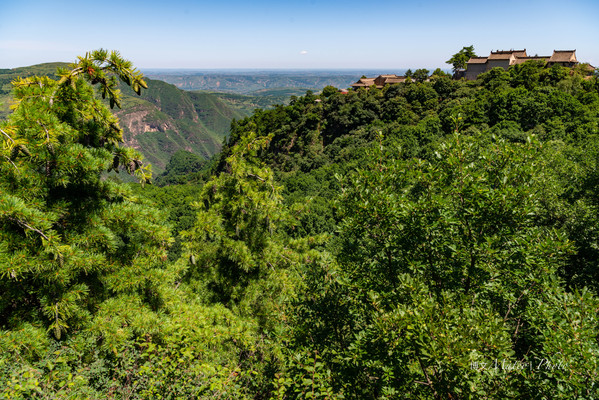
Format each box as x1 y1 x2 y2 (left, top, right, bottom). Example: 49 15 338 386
467 57 488 64
549 50 577 63
463 48 580 80
487 50 527 60
512 56 549 64
384 76 407 84
351 75 408 89
351 78 376 88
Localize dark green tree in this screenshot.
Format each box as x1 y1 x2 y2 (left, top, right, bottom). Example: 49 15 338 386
510 59 546 90
321 85 338 97
412 68 430 83
431 68 449 77
541 63 568 85
155 149 206 186
180 131 324 328
446 45 477 73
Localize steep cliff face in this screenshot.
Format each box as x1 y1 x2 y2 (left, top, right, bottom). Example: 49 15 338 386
113 78 252 173
118 107 172 145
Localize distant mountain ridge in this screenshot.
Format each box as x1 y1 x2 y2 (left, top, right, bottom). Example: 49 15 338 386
143 69 409 93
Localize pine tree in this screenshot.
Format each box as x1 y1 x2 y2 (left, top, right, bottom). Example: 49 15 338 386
181 132 300 322
0 50 173 346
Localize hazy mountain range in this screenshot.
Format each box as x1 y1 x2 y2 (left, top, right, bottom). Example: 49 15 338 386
142 69 409 94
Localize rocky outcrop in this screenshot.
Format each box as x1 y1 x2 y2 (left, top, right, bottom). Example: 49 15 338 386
110 79 230 173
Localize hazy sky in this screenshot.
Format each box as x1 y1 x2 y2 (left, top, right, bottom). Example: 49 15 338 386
1 0 598 70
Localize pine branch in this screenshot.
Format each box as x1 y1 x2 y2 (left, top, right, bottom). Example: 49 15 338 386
37 120 51 142
3 155 19 171
0 127 15 144
7 216 50 241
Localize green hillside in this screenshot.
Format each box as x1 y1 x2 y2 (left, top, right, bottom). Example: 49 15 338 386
114 78 222 171
114 80 315 172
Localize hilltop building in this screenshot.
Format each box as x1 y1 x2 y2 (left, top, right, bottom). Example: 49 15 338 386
463 49 578 80
351 49 588 88
351 74 408 89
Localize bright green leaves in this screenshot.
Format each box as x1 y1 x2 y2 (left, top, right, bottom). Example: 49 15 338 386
41 284 90 340
291 133 599 398
339 133 568 296
524 283 599 398
272 351 344 399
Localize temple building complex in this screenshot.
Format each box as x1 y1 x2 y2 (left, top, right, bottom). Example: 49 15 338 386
350 49 589 89
463 49 578 80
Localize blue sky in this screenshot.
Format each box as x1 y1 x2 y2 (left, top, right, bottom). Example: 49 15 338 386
1 0 598 70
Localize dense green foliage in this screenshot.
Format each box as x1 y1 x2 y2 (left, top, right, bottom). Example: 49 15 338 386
0 50 161 339
216 60 599 398
0 51 262 399
2 52 599 399
291 134 599 398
